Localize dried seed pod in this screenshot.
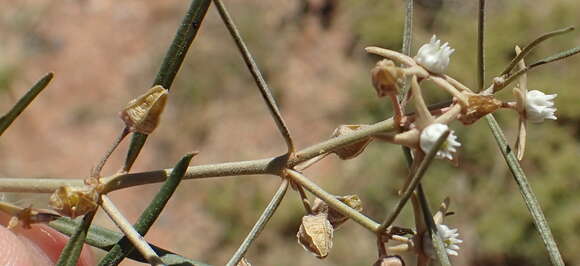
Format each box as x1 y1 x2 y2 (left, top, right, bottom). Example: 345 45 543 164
297 213 334 258
236 257 252 266
373 255 405 266
6 207 60 229
331 125 373 160
457 94 503 125
311 195 363 229
371 59 403 97
49 186 99 218
120 85 168 134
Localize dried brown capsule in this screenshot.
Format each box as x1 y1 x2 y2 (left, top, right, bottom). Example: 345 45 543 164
311 195 363 229
371 59 403 97
297 213 334 258
120 85 168 134
236 257 252 266
49 185 99 218
373 255 405 266
457 94 503 125
331 125 373 160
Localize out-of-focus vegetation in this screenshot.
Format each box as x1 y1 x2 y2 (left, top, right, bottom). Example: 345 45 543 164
0 0 579 265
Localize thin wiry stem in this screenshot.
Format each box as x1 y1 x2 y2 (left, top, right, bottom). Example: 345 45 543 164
227 179 289 266
416 185 452 266
500 26 574 76
477 0 485 91
0 72 53 137
378 130 450 232
399 0 413 99
123 0 211 172
100 195 165 266
212 0 295 153
490 45 580 94
485 115 564 266
285 169 381 232
91 127 129 178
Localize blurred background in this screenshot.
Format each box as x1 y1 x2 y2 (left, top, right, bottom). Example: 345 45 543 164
0 0 579 265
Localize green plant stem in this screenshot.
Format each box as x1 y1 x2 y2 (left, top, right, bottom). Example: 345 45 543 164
226 179 289 266
378 130 449 232
99 153 195 266
0 118 395 193
416 185 452 266
212 0 295 153
50 217 210 265
123 0 211 172
477 0 485 91
0 72 53 137
485 114 564 266
55 211 96 266
285 169 380 232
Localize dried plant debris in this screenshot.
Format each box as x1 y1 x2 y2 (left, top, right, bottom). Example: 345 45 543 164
49 185 99 218
120 85 168 134
297 213 334 258
331 125 373 160
311 195 363 229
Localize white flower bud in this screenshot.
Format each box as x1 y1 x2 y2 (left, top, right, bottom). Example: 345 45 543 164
420 123 461 160
525 90 557 123
414 35 455 74
423 224 463 257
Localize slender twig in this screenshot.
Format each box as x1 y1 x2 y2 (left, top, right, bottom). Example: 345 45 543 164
0 117 396 193
485 115 564 266
123 0 211 172
500 26 575 76
100 195 165 266
0 72 53 137
55 210 96 266
227 179 289 266
99 153 195 266
477 0 485 91
91 127 129 178
416 185 452 266
212 0 295 153
399 0 414 99
285 169 381 232
378 130 449 232
491 45 580 94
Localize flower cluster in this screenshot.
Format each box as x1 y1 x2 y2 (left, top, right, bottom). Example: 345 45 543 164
525 90 557 123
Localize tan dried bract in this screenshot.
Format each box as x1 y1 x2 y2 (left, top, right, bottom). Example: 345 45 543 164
49 185 98 218
457 94 503 125
312 194 363 229
236 257 252 266
120 85 168 134
371 59 403 97
373 255 405 266
331 125 373 160
297 213 334 258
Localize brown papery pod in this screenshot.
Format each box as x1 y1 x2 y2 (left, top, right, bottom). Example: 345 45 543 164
297 213 334 258
236 258 252 266
457 94 503 125
331 125 373 160
120 85 168 134
312 195 363 229
49 185 99 218
371 59 403 97
373 255 405 266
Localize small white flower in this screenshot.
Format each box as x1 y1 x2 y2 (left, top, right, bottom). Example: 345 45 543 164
420 123 461 160
414 35 455 74
525 90 557 123
423 224 463 257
